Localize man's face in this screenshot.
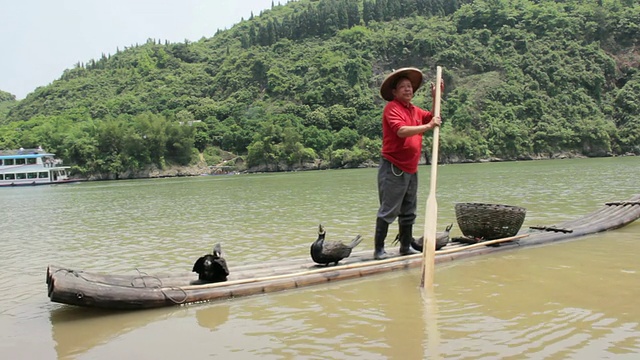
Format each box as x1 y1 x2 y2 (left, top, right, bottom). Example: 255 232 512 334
392 78 413 103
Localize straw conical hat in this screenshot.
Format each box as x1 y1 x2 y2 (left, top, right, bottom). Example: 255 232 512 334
380 67 424 101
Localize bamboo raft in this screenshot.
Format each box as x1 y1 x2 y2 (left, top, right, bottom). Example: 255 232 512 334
47 194 640 310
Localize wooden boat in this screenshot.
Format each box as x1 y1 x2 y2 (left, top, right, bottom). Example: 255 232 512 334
47 195 640 310
0 148 75 187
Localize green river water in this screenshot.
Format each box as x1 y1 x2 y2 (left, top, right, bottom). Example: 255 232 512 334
1 156 639 359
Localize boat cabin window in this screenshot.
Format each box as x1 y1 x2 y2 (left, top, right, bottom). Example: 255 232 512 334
15 158 26 165
38 172 49 178
27 173 38 179
16 173 27 179
4 159 14 166
27 158 37 165
5 174 15 180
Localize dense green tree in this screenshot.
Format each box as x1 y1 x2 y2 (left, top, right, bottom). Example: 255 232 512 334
0 90 18 124
0 90 16 102
332 127 360 149
302 126 334 154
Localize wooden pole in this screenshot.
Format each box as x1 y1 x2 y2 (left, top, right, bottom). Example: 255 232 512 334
421 66 443 288
435 234 528 255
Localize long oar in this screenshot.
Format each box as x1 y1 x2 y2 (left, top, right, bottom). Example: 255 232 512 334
421 66 443 288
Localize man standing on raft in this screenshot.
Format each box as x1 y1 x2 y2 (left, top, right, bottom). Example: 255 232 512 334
374 67 443 260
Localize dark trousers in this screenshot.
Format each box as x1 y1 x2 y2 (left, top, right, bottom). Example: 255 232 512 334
376 157 418 226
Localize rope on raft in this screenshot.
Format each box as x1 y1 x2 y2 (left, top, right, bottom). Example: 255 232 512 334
160 287 188 305
131 268 188 305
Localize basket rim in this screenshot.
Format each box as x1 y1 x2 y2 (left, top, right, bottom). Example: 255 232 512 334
455 202 526 210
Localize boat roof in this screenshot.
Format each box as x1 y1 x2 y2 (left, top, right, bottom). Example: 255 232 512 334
0 151 55 159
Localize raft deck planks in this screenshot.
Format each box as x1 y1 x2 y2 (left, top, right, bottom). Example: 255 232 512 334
47 195 640 310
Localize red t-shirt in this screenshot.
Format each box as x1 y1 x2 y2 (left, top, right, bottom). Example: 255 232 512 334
381 99 433 174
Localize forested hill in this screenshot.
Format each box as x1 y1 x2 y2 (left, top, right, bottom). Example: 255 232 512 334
1 0 639 178
0 90 17 122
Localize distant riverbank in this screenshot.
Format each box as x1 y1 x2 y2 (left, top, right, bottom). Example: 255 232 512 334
78 151 637 181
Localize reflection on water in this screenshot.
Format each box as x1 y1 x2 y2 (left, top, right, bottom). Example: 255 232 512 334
195 303 230 330
423 288 442 360
49 306 184 359
1 157 639 358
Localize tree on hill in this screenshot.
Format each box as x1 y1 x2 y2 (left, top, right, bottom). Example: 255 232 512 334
0 90 16 103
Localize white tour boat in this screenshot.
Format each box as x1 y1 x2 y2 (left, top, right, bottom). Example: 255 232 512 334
0 149 76 187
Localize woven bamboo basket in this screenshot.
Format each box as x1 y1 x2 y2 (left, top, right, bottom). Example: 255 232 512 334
455 203 526 240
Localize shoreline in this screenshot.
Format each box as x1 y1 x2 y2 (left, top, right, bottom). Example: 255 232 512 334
72 152 637 182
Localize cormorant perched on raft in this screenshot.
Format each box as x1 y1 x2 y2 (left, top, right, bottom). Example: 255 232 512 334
392 223 453 251
192 243 229 284
310 224 363 266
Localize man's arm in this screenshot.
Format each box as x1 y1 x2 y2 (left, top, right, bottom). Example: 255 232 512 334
397 120 439 137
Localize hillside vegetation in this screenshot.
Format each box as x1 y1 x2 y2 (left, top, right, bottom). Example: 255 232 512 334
0 0 638 178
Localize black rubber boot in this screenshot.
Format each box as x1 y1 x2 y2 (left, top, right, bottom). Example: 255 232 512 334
373 218 390 260
399 224 420 255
